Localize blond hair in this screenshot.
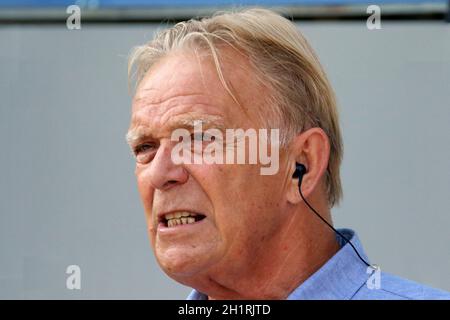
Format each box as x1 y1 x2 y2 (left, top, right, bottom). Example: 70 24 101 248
128 8 343 207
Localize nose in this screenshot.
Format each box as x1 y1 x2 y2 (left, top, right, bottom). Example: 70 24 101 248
146 141 189 191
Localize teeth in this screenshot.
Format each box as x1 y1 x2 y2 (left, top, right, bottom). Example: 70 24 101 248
164 211 198 221
164 211 201 227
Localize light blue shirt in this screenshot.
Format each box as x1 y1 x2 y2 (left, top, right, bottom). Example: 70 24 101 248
187 228 450 300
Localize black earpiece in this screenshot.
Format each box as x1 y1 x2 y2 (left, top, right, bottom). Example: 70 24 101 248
293 162 307 186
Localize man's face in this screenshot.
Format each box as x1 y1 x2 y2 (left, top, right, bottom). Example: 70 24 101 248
127 49 291 283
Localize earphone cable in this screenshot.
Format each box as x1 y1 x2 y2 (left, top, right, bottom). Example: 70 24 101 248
298 185 373 268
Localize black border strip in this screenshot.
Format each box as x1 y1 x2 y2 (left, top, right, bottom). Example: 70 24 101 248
0 4 448 24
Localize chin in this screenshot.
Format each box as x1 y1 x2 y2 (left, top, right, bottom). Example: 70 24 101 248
156 248 210 278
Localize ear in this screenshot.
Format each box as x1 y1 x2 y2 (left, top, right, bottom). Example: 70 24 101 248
286 128 330 205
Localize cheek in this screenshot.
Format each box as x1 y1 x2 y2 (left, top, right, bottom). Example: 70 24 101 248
217 175 285 239
206 168 260 235
135 166 155 222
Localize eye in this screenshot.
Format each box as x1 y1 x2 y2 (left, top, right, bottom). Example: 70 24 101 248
133 143 157 164
134 143 155 155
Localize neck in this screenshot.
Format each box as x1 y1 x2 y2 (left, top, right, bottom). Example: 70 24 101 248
200 200 340 299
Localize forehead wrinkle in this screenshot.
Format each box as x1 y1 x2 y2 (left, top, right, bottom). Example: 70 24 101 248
133 91 208 110
126 112 227 146
133 55 238 115
129 94 221 141
171 113 227 131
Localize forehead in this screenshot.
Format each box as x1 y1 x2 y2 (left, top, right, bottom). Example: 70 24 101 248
128 49 267 136
133 52 217 106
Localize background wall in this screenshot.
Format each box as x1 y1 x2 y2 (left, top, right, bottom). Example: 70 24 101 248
0 21 449 299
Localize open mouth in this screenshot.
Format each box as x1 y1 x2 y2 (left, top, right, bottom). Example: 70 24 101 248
161 211 206 228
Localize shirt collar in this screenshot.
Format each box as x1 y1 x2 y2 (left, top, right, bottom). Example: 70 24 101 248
187 228 371 300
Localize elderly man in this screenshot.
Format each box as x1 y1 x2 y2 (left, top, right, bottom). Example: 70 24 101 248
126 8 449 299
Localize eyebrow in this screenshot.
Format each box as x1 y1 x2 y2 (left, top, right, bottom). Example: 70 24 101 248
125 114 226 147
